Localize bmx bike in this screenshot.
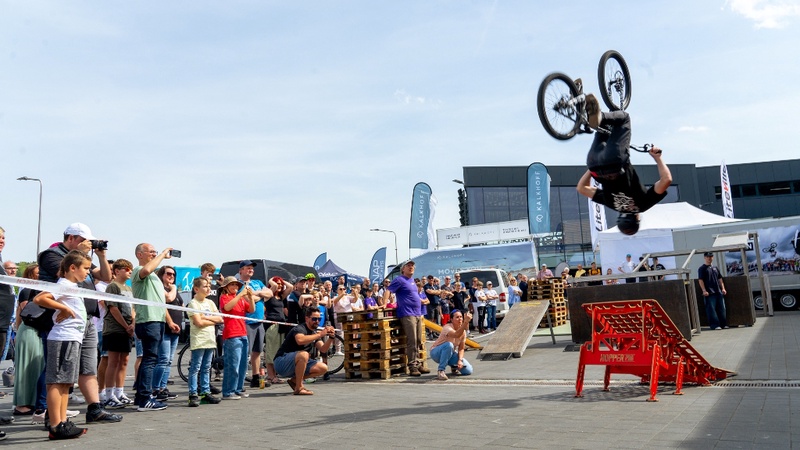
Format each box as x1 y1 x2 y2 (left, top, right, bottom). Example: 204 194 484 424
536 50 632 141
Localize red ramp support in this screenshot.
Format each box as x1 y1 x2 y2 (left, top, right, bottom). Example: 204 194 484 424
575 299 733 402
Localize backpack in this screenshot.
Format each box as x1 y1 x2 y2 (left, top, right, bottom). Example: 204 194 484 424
20 297 54 333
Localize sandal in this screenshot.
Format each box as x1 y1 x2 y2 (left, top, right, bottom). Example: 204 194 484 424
293 387 314 396
269 377 284 384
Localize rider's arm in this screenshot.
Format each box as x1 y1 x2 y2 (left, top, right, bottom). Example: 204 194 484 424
650 147 672 195
576 170 597 199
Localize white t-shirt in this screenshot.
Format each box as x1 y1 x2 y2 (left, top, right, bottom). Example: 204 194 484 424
484 288 498 306
474 289 487 306
48 278 88 342
336 295 363 313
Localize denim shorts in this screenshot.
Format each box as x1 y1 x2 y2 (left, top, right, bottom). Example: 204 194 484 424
273 351 318 378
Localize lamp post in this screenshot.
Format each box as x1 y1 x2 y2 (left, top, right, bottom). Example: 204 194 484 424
17 177 43 256
370 228 398 266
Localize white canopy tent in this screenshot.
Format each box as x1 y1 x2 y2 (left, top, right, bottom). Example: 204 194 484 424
597 202 740 281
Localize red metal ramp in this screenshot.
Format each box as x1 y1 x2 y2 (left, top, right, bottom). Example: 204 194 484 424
575 299 734 401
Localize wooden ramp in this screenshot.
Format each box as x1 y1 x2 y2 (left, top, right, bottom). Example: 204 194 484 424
478 301 551 360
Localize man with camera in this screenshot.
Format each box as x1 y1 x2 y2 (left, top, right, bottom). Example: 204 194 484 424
131 243 180 411
37 223 122 424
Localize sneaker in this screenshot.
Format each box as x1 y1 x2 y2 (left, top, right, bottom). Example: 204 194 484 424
118 393 133 405
68 393 86 405
223 394 241 400
103 397 126 410
714 327 723 330
66 410 79 418
249 374 261 389
236 391 250 398
437 370 449 381
323 373 331 381
137 399 168 412
334 351 344 356
585 93 602 129
723 326 730 329
209 385 222 395
188 395 200 407
418 366 431 374
32 410 47 425
450 366 460 376
49 421 86 440
199 393 221 405
0 417 13 425
86 406 123 423
408 367 421 377
161 388 178 400
0 430 6 440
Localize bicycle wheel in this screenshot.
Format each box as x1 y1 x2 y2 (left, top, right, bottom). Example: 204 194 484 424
324 334 345 376
597 50 631 111
176 342 191 382
537 73 581 140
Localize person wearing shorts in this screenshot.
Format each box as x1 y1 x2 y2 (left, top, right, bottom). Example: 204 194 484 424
238 260 273 389
273 308 334 396
102 259 136 408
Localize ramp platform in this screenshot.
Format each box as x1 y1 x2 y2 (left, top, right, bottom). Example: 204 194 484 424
478 301 551 360
575 299 734 402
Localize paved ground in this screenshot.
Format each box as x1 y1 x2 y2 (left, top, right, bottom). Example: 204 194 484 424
1 310 798 449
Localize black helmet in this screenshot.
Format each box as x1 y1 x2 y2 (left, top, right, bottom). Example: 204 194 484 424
617 213 640 236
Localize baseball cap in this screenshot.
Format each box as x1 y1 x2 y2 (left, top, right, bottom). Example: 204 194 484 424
64 223 96 240
626 254 631 257
239 259 257 268
703 252 714 257
401 260 415 267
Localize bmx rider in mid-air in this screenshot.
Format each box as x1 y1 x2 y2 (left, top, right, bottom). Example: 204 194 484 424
576 94 673 236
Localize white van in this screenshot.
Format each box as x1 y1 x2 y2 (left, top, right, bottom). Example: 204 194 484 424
455 268 511 318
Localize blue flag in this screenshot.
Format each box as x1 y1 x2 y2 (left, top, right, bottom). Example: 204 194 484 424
313 252 327 272
527 162 551 234
368 247 387 285
409 182 434 249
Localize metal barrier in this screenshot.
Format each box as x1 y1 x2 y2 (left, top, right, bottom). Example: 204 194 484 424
575 299 733 401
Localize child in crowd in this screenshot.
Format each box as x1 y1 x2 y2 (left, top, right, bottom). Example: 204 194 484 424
186 277 224 406
102 259 136 409
32 250 92 440
219 276 255 400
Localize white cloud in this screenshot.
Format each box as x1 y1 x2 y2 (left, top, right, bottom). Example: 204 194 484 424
727 0 800 29
678 125 710 132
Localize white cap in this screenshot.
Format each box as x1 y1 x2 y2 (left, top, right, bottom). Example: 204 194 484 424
63 223 96 240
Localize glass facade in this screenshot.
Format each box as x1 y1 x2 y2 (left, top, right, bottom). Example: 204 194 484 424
466 185 680 266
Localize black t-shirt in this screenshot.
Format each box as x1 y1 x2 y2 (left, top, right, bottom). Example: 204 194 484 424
592 166 667 214
275 323 317 358
423 283 440 306
264 297 286 322
452 291 468 312
0 262 15 327
519 281 528 301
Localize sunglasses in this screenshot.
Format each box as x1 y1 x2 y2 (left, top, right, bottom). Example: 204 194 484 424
310 317 321 322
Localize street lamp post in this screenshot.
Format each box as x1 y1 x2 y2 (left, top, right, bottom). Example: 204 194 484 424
370 228 398 266
17 176 43 255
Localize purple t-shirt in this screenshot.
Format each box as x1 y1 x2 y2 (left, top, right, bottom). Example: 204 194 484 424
418 291 427 316
388 275 420 319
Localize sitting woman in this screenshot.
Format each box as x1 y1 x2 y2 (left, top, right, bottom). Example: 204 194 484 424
429 309 474 381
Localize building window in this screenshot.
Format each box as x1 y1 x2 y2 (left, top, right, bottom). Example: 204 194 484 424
760 181 792 196
740 184 757 197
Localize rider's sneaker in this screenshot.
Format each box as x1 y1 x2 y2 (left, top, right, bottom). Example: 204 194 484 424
585 93 602 129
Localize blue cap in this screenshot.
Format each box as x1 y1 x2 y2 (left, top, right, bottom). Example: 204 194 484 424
239 260 257 268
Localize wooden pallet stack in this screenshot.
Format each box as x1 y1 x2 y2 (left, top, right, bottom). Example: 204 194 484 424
337 309 408 380
529 279 568 327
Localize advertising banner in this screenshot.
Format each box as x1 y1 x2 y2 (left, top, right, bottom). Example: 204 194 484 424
436 220 530 247
720 161 735 219
313 252 327 272
725 225 800 275
409 182 434 249
368 247 387 284
588 178 607 250
527 162 551 234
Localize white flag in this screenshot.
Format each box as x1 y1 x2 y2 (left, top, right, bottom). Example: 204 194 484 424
720 161 734 218
589 178 606 251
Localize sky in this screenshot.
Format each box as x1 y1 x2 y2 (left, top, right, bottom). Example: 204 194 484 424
2 0 800 274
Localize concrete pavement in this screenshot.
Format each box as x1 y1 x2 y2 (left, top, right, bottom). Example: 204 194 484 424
1 310 799 449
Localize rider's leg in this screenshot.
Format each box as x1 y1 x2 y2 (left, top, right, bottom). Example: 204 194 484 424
586 110 632 178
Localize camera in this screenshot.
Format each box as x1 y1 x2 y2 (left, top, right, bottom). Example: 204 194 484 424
170 249 182 258
91 240 108 251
